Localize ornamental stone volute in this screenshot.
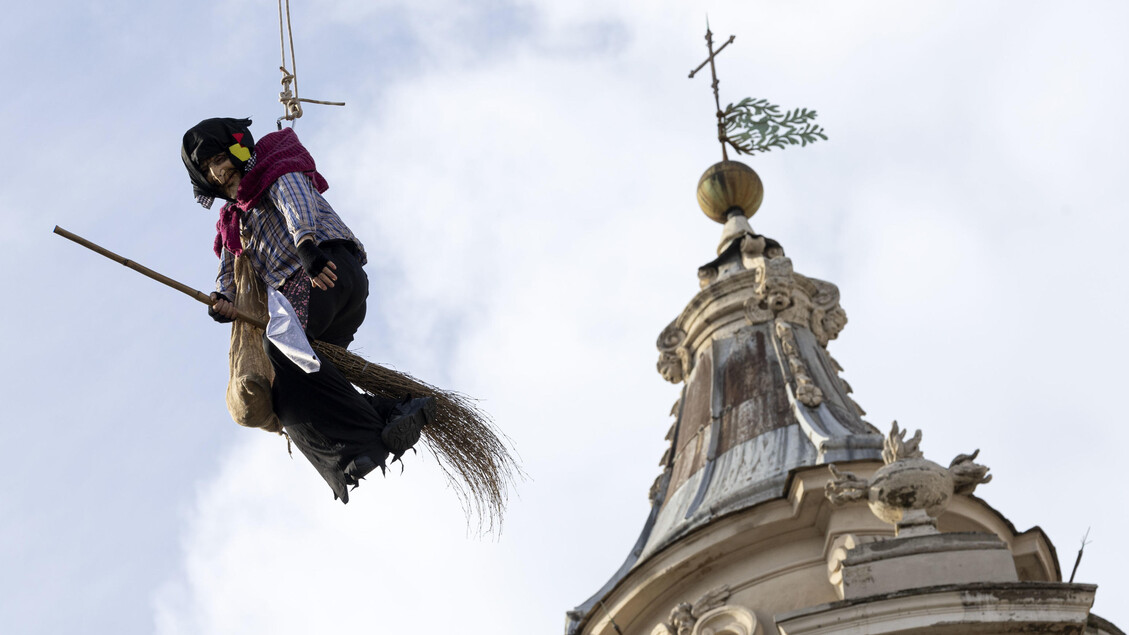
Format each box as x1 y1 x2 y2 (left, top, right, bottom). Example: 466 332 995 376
656 322 691 384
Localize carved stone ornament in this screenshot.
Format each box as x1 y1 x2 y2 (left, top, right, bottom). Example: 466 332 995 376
656 323 691 384
738 234 766 268
693 228 849 355
652 585 732 635
776 287 813 330
742 297 773 325
811 287 846 349
657 351 683 383
698 265 719 290
826 422 993 536
825 533 882 599
693 605 759 635
743 253 848 343
753 256 794 313
775 320 823 407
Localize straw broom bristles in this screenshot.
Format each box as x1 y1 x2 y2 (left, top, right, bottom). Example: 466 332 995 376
230 258 521 532
312 341 522 535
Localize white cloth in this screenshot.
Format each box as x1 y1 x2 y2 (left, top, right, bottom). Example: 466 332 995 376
266 286 321 373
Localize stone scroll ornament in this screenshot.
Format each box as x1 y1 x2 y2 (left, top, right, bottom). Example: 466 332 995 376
656 323 691 384
653 585 732 635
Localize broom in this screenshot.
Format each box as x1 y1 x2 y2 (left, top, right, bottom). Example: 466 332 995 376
54 226 520 534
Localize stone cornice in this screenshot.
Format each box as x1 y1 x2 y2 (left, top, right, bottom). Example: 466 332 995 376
776 582 1097 635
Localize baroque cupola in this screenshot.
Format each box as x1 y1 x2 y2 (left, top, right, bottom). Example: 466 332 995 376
566 158 884 633
565 156 1119 635
565 26 1120 635
647 160 882 556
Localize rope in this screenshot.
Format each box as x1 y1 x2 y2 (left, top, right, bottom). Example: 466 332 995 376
276 0 345 129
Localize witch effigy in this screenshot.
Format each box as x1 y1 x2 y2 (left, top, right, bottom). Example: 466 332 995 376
49 9 518 523
56 116 516 525
180 117 443 504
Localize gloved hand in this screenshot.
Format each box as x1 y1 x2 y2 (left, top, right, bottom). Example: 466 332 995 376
209 292 236 323
297 239 337 290
297 240 329 278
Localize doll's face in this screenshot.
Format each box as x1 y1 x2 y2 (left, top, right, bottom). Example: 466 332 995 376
201 153 241 199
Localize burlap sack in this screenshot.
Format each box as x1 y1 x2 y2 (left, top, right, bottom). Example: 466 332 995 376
225 253 281 433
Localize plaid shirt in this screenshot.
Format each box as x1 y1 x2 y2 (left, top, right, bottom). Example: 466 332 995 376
216 171 367 298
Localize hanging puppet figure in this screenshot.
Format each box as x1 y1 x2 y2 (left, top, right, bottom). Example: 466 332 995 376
182 117 433 503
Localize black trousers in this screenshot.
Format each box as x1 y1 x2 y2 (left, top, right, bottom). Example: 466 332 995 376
267 243 388 503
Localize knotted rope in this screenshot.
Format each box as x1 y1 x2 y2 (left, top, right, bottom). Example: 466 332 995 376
277 0 345 129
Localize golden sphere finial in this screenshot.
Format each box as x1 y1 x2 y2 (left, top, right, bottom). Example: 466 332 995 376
696 160 763 223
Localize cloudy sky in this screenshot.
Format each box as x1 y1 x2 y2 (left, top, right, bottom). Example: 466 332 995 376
2 1 1127 633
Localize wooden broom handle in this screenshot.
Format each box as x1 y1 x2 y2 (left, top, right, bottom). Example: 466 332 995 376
53 225 269 330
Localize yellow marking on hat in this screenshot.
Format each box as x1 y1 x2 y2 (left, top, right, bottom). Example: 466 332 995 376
229 143 251 162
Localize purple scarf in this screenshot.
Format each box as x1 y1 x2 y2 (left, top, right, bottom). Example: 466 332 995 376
213 128 330 258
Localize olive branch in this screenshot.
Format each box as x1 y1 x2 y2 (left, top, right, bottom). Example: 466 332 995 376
722 97 827 156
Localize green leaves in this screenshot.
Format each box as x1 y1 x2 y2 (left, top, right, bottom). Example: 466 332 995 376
722 97 828 156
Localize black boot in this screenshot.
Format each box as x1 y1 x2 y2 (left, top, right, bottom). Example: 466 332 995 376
363 393 401 420
382 396 435 463
344 454 386 487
